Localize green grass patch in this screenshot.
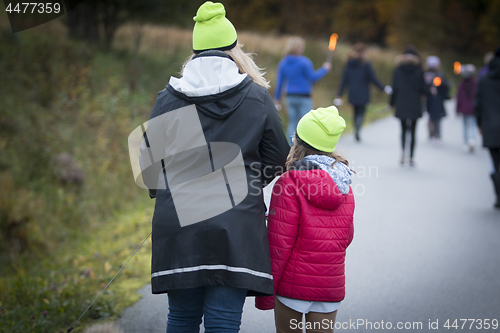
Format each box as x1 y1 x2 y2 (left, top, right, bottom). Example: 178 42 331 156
0 198 153 332
0 20 161 333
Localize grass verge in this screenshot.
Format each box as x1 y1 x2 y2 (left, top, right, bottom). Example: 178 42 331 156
0 198 153 333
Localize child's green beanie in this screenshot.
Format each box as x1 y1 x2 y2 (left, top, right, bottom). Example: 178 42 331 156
296 106 346 153
192 2 237 54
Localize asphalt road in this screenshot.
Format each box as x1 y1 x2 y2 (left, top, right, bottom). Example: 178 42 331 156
117 100 500 333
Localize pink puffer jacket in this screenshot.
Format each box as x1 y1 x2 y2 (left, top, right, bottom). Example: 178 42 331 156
256 164 355 310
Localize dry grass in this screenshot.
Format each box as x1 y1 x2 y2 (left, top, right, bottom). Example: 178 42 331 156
114 24 191 57
366 45 399 65
238 31 290 56
112 23 361 59
114 24 292 57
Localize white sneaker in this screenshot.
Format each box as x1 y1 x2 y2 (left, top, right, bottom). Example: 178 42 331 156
468 139 475 153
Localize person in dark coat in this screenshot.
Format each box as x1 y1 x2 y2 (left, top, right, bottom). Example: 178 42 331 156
456 64 478 152
390 45 427 166
424 56 450 142
140 2 290 331
474 48 500 209
337 43 387 141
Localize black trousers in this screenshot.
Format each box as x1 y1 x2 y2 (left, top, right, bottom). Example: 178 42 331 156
490 148 500 174
401 119 417 158
428 118 442 139
353 104 366 134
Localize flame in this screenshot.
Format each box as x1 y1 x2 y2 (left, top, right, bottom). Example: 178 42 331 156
328 33 338 51
453 61 461 74
433 77 442 87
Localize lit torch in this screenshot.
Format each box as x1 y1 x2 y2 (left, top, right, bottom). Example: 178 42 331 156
433 77 442 87
453 61 461 75
326 33 338 63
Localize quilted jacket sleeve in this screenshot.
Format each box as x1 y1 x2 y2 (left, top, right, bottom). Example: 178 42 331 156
255 294 275 310
267 175 300 291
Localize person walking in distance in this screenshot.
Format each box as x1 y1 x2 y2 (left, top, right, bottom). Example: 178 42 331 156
142 2 290 332
456 64 478 153
390 45 427 166
274 37 331 143
424 56 450 143
474 48 500 209
337 43 389 142
478 51 494 81
255 106 355 333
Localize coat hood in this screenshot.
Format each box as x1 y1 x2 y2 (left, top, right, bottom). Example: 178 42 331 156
395 53 421 66
395 53 421 72
488 57 500 79
288 157 352 210
347 58 363 68
346 49 366 66
282 54 305 66
167 52 252 119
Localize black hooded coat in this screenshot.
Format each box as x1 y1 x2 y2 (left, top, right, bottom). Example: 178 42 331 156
142 52 290 296
390 54 427 120
475 56 500 148
338 50 385 106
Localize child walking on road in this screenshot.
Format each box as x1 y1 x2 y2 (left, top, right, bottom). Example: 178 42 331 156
256 106 355 333
456 64 478 152
424 56 450 143
337 43 389 142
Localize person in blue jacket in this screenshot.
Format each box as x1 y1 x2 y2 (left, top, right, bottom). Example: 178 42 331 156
274 36 331 142
337 43 387 142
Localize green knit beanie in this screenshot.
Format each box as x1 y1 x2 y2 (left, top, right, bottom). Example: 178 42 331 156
192 1 237 54
296 106 346 152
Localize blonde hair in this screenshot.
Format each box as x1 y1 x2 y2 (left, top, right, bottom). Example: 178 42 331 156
283 37 305 56
225 43 270 88
181 43 270 89
285 137 351 171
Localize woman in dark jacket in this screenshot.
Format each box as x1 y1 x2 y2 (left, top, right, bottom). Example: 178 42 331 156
390 46 427 166
474 49 500 209
139 2 290 332
337 43 386 141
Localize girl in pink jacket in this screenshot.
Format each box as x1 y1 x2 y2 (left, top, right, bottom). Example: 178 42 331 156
256 106 355 333
456 64 478 152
